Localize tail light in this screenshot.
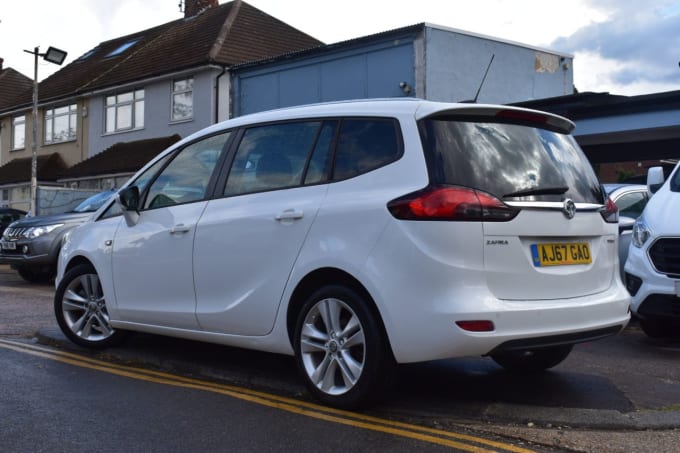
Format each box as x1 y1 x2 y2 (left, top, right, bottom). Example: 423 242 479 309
600 197 619 223
387 186 519 222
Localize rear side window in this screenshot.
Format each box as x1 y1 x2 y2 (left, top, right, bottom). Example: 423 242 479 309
332 119 402 180
418 118 603 204
224 122 327 196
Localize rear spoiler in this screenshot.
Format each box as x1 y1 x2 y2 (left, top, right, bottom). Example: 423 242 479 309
416 104 575 134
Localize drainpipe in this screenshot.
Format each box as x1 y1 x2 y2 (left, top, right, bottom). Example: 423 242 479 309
214 66 227 124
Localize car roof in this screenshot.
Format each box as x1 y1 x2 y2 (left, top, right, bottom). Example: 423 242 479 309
182 98 575 144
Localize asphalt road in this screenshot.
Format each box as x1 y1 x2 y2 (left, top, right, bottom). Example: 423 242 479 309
2 264 680 452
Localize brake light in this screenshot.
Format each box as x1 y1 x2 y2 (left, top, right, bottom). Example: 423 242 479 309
495 109 549 125
600 197 619 224
387 186 519 222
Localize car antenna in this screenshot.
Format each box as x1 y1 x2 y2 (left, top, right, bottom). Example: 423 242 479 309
460 54 495 103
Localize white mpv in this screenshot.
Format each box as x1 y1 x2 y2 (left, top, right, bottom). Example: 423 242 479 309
55 99 630 408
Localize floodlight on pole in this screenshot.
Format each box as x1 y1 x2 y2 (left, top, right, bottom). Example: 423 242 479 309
23 45 67 215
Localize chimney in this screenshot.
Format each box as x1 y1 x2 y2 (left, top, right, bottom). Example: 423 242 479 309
184 0 219 17
0 58 3 70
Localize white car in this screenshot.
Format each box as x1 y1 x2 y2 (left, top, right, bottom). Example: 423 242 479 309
625 164 680 338
55 99 630 408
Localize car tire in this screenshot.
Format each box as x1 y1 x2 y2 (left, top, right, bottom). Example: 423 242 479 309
639 318 672 339
54 263 126 349
293 285 393 409
17 266 54 284
491 344 573 373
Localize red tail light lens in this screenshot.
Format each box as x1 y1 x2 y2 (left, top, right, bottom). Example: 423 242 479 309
387 186 519 222
600 197 619 223
456 320 495 332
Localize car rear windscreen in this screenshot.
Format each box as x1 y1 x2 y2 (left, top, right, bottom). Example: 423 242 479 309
418 117 604 204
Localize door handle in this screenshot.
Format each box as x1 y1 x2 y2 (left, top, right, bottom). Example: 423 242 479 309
170 224 192 234
275 209 304 221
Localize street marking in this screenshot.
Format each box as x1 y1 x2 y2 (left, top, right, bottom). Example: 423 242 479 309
0 339 535 453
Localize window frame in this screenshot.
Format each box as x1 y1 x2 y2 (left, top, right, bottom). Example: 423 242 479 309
170 77 194 123
216 116 404 198
44 104 78 144
11 115 26 151
104 89 145 134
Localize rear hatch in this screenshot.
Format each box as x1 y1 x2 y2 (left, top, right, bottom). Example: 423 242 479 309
416 106 616 300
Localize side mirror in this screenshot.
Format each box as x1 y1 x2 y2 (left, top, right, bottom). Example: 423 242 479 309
117 186 140 226
647 166 664 195
618 215 635 234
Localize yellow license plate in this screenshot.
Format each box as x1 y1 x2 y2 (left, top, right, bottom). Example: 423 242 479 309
531 242 591 267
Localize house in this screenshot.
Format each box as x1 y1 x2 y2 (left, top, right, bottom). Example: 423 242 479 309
0 60 34 206
0 0 322 210
230 23 575 117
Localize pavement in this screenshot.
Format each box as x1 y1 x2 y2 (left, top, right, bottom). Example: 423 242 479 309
2 264 680 442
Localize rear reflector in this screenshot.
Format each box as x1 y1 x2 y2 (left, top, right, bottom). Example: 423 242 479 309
387 186 519 222
456 320 495 332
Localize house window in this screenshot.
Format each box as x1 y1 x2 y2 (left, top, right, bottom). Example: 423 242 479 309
105 89 144 133
12 116 26 150
45 104 77 144
171 78 193 121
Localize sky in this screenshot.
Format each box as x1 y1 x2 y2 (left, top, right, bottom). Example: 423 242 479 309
1 0 678 96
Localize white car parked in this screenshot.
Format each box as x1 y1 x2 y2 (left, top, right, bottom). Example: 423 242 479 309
625 164 680 338
55 99 630 408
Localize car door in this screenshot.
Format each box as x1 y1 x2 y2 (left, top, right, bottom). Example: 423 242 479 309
111 132 231 329
193 120 335 336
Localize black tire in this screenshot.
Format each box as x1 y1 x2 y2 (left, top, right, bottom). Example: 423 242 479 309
54 263 126 349
17 266 54 283
491 344 573 373
293 285 393 409
639 318 672 339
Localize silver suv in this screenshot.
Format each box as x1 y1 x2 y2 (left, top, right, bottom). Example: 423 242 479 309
0 190 115 282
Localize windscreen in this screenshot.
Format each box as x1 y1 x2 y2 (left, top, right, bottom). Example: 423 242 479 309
418 117 604 204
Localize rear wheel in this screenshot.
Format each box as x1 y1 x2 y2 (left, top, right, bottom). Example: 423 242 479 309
491 345 573 373
294 285 392 409
54 263 125 349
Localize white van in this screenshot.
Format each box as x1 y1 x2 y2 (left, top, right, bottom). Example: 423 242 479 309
625 163 680 337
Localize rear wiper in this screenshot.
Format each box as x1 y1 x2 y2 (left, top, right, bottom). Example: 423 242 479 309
502 186 569 199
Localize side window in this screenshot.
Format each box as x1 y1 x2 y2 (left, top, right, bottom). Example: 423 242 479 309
144 132 230 210
616 191 648 219
333 119 401 180
224 122 324 196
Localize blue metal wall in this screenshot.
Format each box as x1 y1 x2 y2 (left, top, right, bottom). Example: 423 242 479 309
233 36 416 117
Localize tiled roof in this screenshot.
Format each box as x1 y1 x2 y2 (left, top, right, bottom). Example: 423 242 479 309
8 0 322 109
60 134 182 180
0 153 68 185
0 67 32 111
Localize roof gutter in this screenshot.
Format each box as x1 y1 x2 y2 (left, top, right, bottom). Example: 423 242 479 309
0 65 222 116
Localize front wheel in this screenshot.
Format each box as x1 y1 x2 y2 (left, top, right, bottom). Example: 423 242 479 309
17 265 54 283
639 318 673 339
294 285 392 409
54 263 125 349
491 344 573 373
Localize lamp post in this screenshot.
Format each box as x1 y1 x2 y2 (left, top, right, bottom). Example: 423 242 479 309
23 46 67 216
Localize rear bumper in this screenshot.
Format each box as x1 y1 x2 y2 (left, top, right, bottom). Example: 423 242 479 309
488 325 624 354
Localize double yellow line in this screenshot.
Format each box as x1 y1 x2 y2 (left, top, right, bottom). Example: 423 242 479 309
0 339 534 452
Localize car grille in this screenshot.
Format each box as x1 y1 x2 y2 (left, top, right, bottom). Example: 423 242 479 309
648 237 680 277
3 227 27 240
